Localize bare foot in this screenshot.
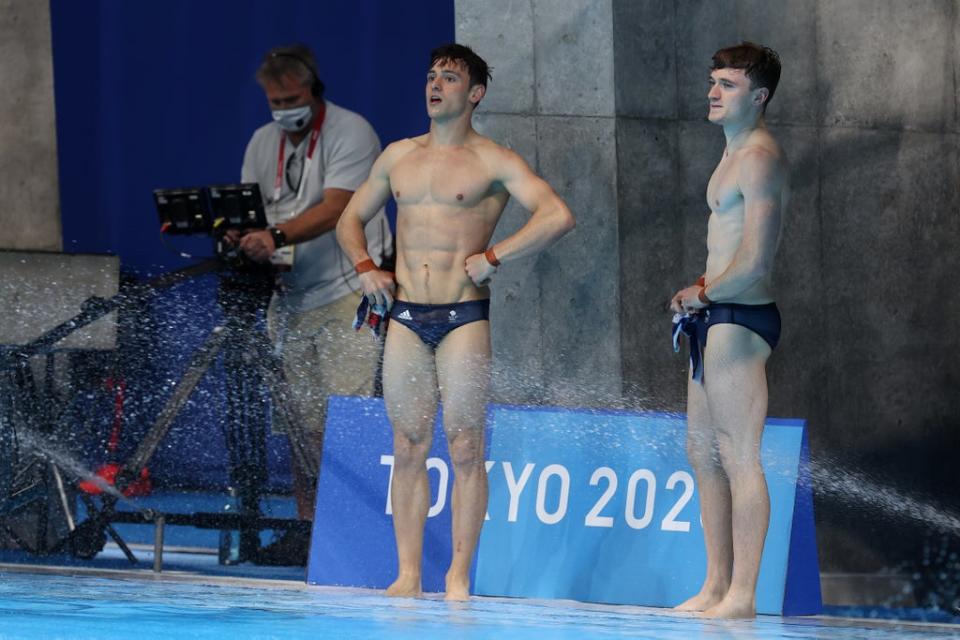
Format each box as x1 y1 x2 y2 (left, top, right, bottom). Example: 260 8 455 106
674 586 727 612
700 592 755 619
444 572 470 601
386 573 422 598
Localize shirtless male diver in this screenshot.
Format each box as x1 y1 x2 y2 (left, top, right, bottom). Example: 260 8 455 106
670 42 788 619
336 43 575 601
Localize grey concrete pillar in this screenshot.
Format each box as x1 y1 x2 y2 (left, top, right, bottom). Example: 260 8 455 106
458 0 622 408
0 0 62 251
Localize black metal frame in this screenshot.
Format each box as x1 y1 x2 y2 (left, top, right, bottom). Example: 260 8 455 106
1 257 314 567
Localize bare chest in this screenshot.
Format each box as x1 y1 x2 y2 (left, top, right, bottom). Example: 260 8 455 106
705 155 742 214
390 148 493 208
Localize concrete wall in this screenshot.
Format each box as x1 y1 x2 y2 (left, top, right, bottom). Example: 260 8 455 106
458 0 960 575
458 1 623 408
0 251 118 349
0 0 62 251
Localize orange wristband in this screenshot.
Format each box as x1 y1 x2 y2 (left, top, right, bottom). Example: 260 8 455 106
485 247 500 267
698 287 713 305
354 258 376 274
696 275 706 287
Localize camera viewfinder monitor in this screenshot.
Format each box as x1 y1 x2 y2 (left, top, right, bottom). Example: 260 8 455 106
207 183 267 230
154 188 211 234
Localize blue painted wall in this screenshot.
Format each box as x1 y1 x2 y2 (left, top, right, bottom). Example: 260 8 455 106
49 0 454 489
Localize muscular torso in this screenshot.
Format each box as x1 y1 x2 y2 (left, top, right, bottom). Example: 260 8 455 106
389 134 509 303
704 130 787 304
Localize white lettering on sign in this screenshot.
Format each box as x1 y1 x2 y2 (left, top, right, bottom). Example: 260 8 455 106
535 464 570 525
661 470 694 532
426 458 449 517
380 455 395 515
484 460 496 521
503 462 535 522
379 455 697 532
584 467 617 528
625 469 656 529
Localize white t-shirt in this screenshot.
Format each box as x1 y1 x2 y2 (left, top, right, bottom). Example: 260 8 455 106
241 100 392 313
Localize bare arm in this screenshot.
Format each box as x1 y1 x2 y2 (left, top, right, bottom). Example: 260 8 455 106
465 148 575 284
703 148 784 301
238 188 352 261
671 148 784 312
278 188 352 242
336 141 408 307
335 142 402 265
491 149 575 261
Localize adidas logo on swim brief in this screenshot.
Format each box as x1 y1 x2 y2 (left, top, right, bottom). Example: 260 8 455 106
398 310 412 320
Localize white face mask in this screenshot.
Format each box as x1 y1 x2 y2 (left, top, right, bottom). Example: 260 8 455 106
272 104 313 132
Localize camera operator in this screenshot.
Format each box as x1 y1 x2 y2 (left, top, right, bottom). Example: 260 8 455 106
230 44 392 565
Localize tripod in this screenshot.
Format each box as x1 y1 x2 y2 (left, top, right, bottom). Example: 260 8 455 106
1 257 316 565
0 345 77 554
96 263 318 563
1 259 218 556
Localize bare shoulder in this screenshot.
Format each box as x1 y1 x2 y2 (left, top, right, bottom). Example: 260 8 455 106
736 131 788 189
383 136 422 158
468 133 531 180
379 137 422 169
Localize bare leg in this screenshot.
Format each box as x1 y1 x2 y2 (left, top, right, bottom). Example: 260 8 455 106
435 320 491 601
382 322 438 597
700 324 771 619
674 368 732 612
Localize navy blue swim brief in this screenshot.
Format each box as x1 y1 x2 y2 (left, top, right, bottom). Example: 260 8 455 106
390 299 490 349
672 302 781 383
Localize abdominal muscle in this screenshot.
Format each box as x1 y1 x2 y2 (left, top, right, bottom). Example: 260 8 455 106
393 205 494 305
705 210 775 305
395 248 488 304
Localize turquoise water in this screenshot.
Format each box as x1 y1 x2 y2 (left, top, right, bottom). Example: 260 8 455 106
0 572 957 639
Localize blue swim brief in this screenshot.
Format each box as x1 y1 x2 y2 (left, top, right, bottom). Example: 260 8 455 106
672 302 781 383
390 299 490 349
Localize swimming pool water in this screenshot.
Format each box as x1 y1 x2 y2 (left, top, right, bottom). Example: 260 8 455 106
0 571 957 639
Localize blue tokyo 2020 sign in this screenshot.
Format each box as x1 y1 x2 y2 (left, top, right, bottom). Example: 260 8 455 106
308 397 821 615
308 396 460 593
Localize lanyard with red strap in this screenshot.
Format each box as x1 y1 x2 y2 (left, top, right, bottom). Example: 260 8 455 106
273 102 327 203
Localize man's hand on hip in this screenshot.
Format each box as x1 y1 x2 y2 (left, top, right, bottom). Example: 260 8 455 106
465 252 497 287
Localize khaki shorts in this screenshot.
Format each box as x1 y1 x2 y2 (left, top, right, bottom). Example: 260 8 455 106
268 291 380 437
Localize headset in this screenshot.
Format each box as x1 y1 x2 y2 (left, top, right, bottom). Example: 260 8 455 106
269 49 325 98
